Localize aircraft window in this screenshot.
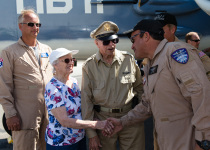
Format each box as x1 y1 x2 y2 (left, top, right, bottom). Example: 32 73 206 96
91 0 138 4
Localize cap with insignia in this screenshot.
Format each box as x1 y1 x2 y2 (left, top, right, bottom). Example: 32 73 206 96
154 12 177 27
124 19 164 38
90 21 119 41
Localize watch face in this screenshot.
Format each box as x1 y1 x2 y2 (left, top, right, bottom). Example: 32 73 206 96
202 140 210 150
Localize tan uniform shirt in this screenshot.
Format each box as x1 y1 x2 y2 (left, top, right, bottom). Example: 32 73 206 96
121 39 210 150
81 49 143 138
0 38 53 129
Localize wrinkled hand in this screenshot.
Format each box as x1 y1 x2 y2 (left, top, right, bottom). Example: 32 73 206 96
102 118 123 137
95 120 114 135
89 135 102 150
6 115 21 131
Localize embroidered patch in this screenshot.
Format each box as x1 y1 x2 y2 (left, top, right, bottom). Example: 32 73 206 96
41 52 49 58
0 58 3 68
149 65 158 75
171 48 189 64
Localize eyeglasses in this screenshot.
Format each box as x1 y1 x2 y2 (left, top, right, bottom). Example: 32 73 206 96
61 58 75 64
190 39 200 42
102 38 119 46
130 31 145 43
20 22 41 27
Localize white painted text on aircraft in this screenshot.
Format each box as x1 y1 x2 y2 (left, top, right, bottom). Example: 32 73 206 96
16 0 103 14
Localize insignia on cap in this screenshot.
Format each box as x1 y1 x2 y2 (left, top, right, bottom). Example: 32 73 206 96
171 48 189 64
104 23 111 31
0 58 3 68
154 14 165 21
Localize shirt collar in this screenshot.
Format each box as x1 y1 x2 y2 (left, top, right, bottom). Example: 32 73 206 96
152 39 168 59
95 49 124 65
18 37 39 49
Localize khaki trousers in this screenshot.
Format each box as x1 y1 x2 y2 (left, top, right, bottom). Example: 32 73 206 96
98 122 145 150
95 110 145 150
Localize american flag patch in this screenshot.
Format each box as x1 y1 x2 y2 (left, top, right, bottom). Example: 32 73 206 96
198 51 206 58
0 58 3 68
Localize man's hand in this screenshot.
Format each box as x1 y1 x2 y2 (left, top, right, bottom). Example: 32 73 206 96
89 135 102 150
95 120 114 134
102 117 123 137
6 115 21 131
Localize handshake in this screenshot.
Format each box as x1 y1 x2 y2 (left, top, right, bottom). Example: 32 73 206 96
94 118 123 137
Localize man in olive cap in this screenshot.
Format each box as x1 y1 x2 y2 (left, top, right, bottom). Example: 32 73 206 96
81 21 145 150
105 19 210 150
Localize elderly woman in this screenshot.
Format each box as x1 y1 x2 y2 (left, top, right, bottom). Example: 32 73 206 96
45 48 112 150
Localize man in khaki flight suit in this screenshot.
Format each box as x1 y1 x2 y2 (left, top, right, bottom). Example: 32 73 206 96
0 9 53 150
105 19 210 150
185 31 201 49
155 13 210 81
154 12 180 42
81 21 145 150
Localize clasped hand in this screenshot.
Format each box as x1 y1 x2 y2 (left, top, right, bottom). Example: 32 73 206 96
100 118 123 137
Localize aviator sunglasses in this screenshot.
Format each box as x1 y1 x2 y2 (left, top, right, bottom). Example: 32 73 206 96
102 38 119 46
130 31 145 43
61 58 75 64
21 22 41 27
190 39 200 42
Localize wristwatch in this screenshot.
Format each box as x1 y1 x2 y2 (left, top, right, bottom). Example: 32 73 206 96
196 140 210 150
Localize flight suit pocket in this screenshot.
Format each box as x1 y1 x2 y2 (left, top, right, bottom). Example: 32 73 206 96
179 72 202 93
160 112 193 122
16 58 35 73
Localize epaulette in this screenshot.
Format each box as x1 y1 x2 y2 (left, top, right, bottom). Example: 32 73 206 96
121 50 134 58
82 54 96 66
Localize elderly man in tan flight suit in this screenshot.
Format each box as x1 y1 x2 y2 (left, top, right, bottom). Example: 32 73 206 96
105 19 210 150
0 9 53 150
81 21 145 150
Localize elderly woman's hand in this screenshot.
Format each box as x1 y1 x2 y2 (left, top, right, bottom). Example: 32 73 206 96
95 120 114 133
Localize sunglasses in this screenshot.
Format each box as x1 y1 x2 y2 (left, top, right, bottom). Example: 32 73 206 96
190 39 200 42
21 22 41 27
61 58 75 64
102 38 119 46
130 31 145 43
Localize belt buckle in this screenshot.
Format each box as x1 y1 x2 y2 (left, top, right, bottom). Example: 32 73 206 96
111 108 122 113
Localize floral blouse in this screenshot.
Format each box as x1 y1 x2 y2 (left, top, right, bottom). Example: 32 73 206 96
44 76 85 146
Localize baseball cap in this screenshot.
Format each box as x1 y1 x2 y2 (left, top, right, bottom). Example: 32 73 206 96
124 19 164 38
154 12 177 26
49 48 79 65
90 21 119 41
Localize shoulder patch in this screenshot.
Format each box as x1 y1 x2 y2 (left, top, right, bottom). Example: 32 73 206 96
171 48 189 64
0 58 3 68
